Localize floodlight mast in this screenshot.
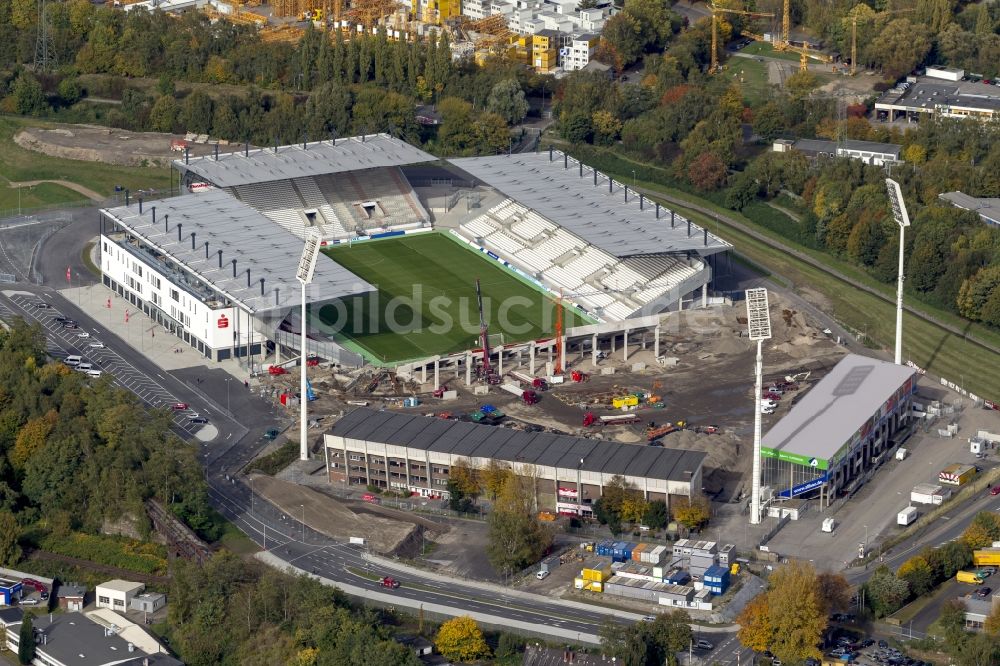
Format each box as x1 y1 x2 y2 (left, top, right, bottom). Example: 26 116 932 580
885 178 910 366
745 287 772 526
296 232 322 461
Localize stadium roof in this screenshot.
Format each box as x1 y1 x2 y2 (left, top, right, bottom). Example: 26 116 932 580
761 354 915 464
101 189 374 314
449 152 732 258
174 134 437 188
330 407 706 482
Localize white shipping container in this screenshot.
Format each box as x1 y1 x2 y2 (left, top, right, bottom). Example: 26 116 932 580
501 383 524 397
895 448 908 460
898 506 919 526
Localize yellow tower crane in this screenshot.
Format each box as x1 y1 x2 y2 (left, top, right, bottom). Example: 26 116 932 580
709 3 775 73
772 0 835 71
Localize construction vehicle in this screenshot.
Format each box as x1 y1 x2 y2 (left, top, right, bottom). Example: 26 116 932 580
268 365 289 376
583 412 597 427
709 3 774 73
571 370 589 382
474 279 501 385
522 390 540 405
696 425 721 435
647 423 677 441
306 380 317 401
433 385 449 398
601 414 639 426
298 7 323 21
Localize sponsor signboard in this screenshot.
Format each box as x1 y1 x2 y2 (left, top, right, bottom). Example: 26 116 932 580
777 474 829 498
760 447 829 470
557 487 578 498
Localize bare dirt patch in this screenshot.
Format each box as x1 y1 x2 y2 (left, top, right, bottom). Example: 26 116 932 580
14 123 219 168
250 474 434 556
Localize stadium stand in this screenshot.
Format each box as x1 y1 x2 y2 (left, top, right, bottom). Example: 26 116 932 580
291 177 348 238
229 181 312 238
313 167 429 234
458 199 704 321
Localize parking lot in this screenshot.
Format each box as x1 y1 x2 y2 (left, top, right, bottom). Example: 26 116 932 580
0 290 207 439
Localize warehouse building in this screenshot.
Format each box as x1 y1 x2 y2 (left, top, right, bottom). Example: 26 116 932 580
874 72 1000 122
323 407 706 513
772 138 902 166
760 354 916 507
939 191 1000 226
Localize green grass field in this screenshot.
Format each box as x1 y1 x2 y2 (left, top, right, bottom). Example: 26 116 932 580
319 233 591 364
0 117 171 210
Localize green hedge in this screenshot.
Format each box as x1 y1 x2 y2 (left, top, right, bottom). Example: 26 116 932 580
247 442 298 476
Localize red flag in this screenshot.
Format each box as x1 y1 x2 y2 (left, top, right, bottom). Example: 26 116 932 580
125 310 130 324
65 267 71 283
106 298 111 309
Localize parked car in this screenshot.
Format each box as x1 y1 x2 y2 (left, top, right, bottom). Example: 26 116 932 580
695 640 714 650
76 331 90 338
62 322 78 329
88 341 105 349
19 598 39 606
641 615 657 622
990 485 1000 496
535 570 550 580
171 403 189 411
878 640 889 649
32 302 50 309
188 417 208 424
977 586 992 597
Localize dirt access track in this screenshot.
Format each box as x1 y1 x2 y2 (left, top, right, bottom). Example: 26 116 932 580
14 123 220 168
250 474 446 556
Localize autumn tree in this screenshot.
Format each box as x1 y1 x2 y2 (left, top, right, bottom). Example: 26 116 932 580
737 594 773 653
897 555 934 597
449 459 480 499
598 13 644 69
687 152 728 191
435 616 491 663
480 459 512 500
486 473 552 575
672 495 710 531
962 511 1000 549
816 572 852 614
642 500 668 530
766 561 826 664
486 79 528 126
939 599 968 645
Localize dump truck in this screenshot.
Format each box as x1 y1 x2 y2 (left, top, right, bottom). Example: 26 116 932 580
522 390 540 405
583 412 597 427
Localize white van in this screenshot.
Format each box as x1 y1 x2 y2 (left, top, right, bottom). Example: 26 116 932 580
85 369 103 378
65 355 82 367
77 362 93 372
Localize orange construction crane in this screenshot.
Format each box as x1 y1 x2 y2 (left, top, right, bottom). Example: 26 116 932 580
709 3 774 73
554 289 564 375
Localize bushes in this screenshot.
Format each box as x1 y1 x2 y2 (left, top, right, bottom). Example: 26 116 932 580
40 532 168 575
247 442 298 476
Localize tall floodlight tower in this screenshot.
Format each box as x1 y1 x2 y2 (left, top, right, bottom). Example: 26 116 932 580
885 178 911 366
745 287 772 525
296 232 322 461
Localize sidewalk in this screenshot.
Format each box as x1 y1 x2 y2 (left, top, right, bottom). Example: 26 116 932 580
60 282 252 383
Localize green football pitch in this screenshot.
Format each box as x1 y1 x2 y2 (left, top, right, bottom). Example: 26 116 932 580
318 233 591 364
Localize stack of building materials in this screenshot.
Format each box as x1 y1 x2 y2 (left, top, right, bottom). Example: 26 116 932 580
911 483 952 505
704 565 730 595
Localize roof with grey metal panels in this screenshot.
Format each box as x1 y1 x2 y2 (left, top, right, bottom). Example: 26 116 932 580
330 408 706 482
761 353 915 463
448 153 732 259
101 188 374 314
173 134 437 188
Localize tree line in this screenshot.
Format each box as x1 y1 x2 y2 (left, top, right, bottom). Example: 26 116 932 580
0 319 210 562
0 2 539 156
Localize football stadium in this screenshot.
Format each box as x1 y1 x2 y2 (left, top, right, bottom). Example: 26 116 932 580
97 134 731 377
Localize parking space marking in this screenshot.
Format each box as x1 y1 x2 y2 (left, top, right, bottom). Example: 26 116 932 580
2 294 201 438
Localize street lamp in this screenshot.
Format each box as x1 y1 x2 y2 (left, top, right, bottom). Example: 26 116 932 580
631 169 636 189
224 377 231 414
745 287 772 525
885 178 910 366
301 503 305 544
576 457 584 518
295 232 322 461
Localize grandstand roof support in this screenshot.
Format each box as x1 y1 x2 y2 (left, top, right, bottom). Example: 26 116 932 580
671 211 675 227
214 144 219 160
655 202 660 219
593 170 597 186
687 219 691 236
704 229 708 246
639 194 644 210
624 187 628 202
579 162 583 177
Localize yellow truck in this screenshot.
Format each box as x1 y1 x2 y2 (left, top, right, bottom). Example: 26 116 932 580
974 548 1000 566
957 570 984 584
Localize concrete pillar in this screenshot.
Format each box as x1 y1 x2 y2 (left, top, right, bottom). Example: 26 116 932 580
560 336 566 372
529 341 536 375
702 283 708 308
654 325 661 358
592 334 598 367
623 329 629 362
275 343 282 365
434 359 440 389
547 343 553 364
421 362 427 384
465 352 472 385
610 335 616 354
498 349 503 376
